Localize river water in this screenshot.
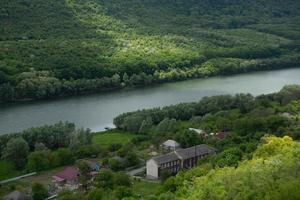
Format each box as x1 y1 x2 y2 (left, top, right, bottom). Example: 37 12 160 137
1 68 300 134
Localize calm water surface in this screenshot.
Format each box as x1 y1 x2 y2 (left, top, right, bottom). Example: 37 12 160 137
1 68 300 134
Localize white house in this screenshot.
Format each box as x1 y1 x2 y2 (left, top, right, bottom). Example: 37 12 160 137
188 128 205 135
160 140 180 151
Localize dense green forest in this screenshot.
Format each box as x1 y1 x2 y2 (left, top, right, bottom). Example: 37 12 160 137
1 0 300 101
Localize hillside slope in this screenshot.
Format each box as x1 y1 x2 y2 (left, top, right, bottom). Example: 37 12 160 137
1 0 300 101
158 136 300 200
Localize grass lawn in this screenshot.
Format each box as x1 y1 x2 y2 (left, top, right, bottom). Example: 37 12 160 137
132 179 160 198
0 161 22 181
92 130 137 147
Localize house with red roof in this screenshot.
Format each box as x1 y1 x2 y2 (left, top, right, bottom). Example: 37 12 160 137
215 132 228 140
52 167 79 190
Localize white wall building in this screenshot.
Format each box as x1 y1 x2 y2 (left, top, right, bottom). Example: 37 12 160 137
146 144 216 179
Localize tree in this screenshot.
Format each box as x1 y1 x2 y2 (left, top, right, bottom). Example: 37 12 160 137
138 117 153 134
113 186 134 200
77 161 90 190
32 183 48 200
126 151 139 167
57 190 82 200
53 148 75 166
86 188 105 200
27 150 52 171
109 158 124 171
2 137 29 169
164 136 300 200
34 143 48 151
95 169 114 189
0 71 8 84
0 83 15 102
161 171 172 183
69 128 92 153
215 147 243 167
114 172 131 187
155 118 179 134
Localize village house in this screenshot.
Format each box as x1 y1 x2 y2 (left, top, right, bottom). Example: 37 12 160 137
3 191 28 200
146 144 217 179
160 139 180 151
85 160 101 172
52 167 79 190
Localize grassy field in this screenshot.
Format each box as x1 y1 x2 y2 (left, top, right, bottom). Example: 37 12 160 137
92 131 137 147
0 161 23 181
132 179 160 198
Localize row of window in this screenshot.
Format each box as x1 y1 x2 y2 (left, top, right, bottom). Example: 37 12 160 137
160 160 180 169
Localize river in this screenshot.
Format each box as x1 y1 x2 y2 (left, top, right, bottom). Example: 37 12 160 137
1 68 300 134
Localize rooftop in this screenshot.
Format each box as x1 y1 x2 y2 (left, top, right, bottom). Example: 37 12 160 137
150 144 217 164
176 144 217 159
162 140 180 148
151 152 180 164
53 167 78 181
3 191 26 200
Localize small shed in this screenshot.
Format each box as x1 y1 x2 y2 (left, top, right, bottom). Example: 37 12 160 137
188 128 206 135
85 160 101 172
161 140 180 151
3 191 27 200
215 132 228 140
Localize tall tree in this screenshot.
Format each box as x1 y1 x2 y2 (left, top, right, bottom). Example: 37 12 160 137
2 137 29 169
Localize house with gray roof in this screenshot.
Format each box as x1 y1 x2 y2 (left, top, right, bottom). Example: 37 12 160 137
160 140 180 151
146 144 216 179
3 191 27 200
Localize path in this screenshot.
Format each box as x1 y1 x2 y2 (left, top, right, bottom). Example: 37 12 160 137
126 166 146 176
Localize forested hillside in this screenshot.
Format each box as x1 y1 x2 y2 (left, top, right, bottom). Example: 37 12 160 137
158 136 300 200
1 0 300 101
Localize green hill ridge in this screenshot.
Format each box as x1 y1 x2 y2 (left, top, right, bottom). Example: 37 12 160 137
1 0 300 101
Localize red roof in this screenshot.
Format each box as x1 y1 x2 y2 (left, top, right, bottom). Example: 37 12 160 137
216 132 226 140
53 167 78 181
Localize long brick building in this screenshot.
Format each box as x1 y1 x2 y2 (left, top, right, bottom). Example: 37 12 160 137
146 144 217 179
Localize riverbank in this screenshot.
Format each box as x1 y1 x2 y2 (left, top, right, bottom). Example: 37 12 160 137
1 68 300 134
1 54 300 104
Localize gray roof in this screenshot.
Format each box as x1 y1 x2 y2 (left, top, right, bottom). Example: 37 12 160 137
3 191 26 200
85 160 100 168
150 144 216 164
151 152 180 164
176 144 216 159
162 140 180 147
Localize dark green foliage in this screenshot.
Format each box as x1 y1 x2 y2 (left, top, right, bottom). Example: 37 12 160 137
0 122 91 157
109 158 125 171
176 131 202 148
114 172 131 187
155 118 179 134
274 85 300 105
113 186 134 200
32 183 48 200
52 148 75 166
26 148 75 171
161 136 300 199
113 95 251 133
214 147 243 167
57 190 82 200
94 169 115 189
2 137 29 169
27 150 52 171
86 188 105 200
